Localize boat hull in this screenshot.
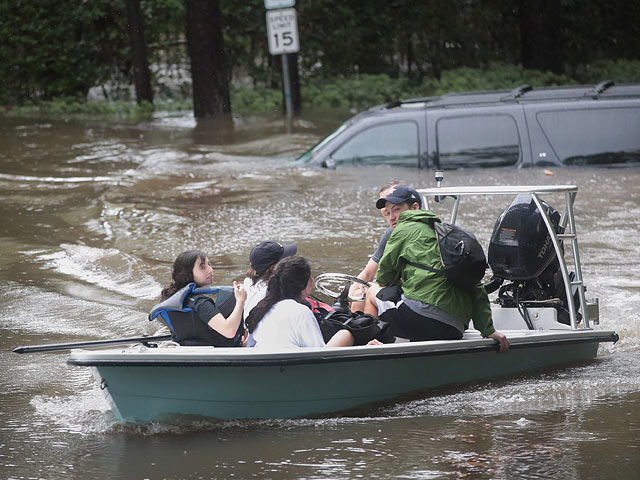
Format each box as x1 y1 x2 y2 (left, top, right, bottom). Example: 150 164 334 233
69 330 618 422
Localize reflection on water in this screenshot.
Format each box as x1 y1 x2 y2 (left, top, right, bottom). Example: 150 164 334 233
0 111 639 479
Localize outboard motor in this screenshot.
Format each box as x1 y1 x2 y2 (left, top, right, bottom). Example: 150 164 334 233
485 194 580 326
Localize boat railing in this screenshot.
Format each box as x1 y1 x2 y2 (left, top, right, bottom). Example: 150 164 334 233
416 184 590 330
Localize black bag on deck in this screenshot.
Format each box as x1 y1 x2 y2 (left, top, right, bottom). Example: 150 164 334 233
407 220 488 290
314 309 395 346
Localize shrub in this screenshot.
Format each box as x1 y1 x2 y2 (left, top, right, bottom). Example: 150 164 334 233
431 62 575 96
574 59 640 84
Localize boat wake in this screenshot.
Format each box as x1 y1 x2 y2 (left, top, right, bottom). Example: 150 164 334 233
381 352 640 418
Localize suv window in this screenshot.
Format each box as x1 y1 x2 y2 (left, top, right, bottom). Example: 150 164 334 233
331 121 419 166
436 114 520 168
537 107 640 165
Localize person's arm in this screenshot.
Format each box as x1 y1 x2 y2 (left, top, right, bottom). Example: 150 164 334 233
468 284 510 353
468 284 494 336
207 281 247 338
357 258 378 283
349 229 391 307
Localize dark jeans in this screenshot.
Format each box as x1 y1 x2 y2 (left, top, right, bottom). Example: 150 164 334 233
380 302 463 342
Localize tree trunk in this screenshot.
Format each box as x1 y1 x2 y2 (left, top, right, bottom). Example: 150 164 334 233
519 0 564 74
124 0 153 104
184 0 231 118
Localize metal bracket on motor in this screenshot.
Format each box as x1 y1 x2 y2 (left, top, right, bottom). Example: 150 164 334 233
586 297 600 325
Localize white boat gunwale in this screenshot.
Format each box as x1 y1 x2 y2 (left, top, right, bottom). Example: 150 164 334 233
67 330 618 367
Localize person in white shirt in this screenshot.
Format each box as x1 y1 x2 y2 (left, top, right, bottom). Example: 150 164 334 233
242 241 297 318
245 256 359 348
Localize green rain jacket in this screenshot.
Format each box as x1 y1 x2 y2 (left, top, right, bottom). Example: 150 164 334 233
375 209 496 337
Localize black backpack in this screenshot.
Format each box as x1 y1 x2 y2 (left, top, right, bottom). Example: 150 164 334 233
407 219 488 290
310 289 396 345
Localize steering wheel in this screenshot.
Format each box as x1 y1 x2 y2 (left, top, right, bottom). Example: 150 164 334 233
314 273 371 302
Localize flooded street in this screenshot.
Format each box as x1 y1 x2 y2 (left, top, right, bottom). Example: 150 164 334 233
1 111 639 479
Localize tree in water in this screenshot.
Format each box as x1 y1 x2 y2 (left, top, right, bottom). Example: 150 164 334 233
184 0 230 118
124 0 153 105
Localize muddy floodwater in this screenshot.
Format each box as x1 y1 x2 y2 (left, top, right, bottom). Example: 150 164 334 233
1 111 639 479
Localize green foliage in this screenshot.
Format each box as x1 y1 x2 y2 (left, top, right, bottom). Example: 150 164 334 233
297 65 576 110
432 62 575 95
0 98 162 121
0 0 130 104
1 0 639 112
302 74 423 109
231 88 281 113
574 59 640 84
5 59 640 118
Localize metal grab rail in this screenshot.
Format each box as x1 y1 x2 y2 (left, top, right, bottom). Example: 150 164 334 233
418 184 589 330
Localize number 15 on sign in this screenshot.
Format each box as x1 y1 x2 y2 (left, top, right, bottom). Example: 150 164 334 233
266 8 300 55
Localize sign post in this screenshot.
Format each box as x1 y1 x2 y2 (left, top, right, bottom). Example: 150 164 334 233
265 4 299 118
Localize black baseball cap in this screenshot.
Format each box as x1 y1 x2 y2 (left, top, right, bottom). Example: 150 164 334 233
376 185 422 209
249 241 297 275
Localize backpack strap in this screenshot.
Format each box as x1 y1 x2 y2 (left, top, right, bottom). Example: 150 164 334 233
405 260 445 277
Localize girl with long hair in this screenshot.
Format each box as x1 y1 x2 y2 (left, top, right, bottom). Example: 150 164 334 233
161 249 247 346
245 256 354 348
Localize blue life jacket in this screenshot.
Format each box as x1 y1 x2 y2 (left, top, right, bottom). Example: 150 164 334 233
148 283 242 347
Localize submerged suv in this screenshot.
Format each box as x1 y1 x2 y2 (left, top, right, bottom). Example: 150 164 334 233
296 82 640 169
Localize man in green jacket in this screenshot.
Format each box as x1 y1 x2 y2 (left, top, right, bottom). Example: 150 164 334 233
364 185 509 352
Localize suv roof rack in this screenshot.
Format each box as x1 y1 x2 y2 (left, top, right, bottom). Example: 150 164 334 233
383 81 636 111
384 96 439 109
502 84 533 101
586 80 614 98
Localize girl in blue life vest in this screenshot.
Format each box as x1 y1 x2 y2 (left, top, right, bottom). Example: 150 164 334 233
160 250 247 345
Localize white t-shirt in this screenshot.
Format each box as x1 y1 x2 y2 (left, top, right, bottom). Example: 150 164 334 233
242 277 267 318
247 299 326 348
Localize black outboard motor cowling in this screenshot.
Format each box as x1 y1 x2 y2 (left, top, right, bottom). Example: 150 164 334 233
488 194 562 281
486 194 580 326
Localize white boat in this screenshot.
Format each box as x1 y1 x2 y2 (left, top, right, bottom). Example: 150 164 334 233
67 184 619 422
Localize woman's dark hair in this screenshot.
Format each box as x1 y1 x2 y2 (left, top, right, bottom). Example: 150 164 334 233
245 263 276 285
245 256 311 333
160 249 207 301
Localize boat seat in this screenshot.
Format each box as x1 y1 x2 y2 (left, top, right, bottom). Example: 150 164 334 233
148 283 242 347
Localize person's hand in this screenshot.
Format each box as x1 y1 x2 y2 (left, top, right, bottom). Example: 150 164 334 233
232 280 247 303
349 282 367 300
367 339 383 346
488 331 510 353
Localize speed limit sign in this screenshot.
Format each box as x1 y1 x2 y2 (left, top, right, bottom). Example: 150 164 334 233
266 8 300 55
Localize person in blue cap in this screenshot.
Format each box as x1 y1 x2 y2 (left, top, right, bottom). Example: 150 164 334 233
242 240 297 318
